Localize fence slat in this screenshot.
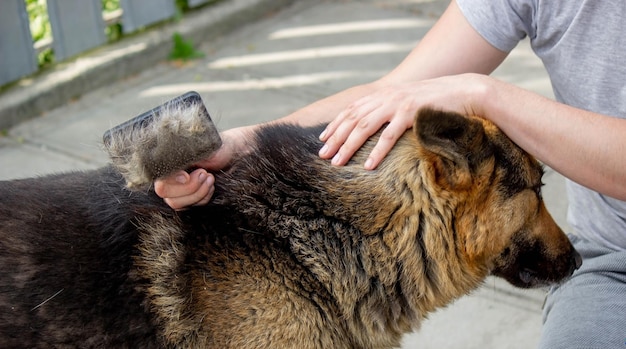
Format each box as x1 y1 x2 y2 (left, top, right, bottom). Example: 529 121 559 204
47 0 107 61
120 0 177 33
0 0 38 85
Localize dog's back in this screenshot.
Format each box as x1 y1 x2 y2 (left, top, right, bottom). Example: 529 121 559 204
0 168 164 348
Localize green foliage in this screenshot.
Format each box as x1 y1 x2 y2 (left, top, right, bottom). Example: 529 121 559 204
105 23 123 42
169 32 205 61
37 49 54 67
102 0 123 42
102 0 120 13
25 0 122 66
26 0 52 66
25 1 209 67
26 0 120 41
26 0 50 42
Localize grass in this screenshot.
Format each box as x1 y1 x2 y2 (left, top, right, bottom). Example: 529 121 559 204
169 32 205 61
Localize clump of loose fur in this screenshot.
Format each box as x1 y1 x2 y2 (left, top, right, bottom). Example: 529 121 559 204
104 99 222 190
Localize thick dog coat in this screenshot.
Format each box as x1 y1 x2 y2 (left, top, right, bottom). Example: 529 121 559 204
0 109 580 348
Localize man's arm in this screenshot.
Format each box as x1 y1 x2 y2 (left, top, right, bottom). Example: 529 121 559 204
317 0 508 166
481 75 626 200
316 0 626 200
154 0 505 208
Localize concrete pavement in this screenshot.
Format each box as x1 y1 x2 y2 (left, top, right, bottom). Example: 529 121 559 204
0 0 570 348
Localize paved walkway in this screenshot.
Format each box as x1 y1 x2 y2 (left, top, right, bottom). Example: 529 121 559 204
0 1 570 348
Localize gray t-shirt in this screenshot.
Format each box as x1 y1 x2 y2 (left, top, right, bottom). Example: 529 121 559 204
456 0 626 250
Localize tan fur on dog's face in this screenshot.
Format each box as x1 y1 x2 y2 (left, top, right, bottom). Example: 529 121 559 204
343 109 581 294
307 109 582 336
410 110 581 288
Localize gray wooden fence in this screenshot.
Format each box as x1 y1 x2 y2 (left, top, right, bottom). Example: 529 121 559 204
0 0 213 86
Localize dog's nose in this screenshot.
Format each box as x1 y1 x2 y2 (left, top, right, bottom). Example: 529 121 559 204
571 250 583 273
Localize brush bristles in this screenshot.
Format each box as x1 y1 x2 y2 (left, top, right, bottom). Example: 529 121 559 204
104 101 222 191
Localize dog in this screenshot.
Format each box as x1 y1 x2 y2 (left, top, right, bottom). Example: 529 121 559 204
0 107 581 348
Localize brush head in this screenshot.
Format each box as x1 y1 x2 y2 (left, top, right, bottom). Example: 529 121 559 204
103 91 222 191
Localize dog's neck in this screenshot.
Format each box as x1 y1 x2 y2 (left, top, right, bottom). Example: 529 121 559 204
318 141 489 341
212 132 489 346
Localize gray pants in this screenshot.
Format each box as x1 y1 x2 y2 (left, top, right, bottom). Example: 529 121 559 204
538 234 626 349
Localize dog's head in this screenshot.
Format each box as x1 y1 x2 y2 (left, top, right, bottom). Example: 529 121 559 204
414 109 581 288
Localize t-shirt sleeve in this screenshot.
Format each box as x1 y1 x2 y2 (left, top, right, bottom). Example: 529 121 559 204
456 0 537 52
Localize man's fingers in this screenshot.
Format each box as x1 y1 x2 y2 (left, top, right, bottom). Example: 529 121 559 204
364 120 408 170
193 184 215 207
330 117 379 166
320 97 370 142
154 169 212 199
162 172 215 210
155 171 188 198
319 110 358 159
331 101 406 167
321 100 387 163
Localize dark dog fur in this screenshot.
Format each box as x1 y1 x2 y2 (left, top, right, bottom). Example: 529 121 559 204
0 109 580 348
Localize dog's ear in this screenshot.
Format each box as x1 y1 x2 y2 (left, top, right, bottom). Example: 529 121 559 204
415 108 493 189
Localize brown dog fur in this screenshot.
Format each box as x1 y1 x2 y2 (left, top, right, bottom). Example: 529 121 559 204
0 108 580 348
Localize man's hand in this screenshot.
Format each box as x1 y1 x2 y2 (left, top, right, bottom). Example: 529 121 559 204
154 126 252 210
319 74 486 170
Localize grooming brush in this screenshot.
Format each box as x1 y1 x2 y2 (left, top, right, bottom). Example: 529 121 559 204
103 91 222 191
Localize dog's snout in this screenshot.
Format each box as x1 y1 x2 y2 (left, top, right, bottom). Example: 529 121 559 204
565 249 583 277
572 250 583 271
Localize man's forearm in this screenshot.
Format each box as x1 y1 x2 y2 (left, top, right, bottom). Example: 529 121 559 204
481 75 626 200
270 82 382 128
